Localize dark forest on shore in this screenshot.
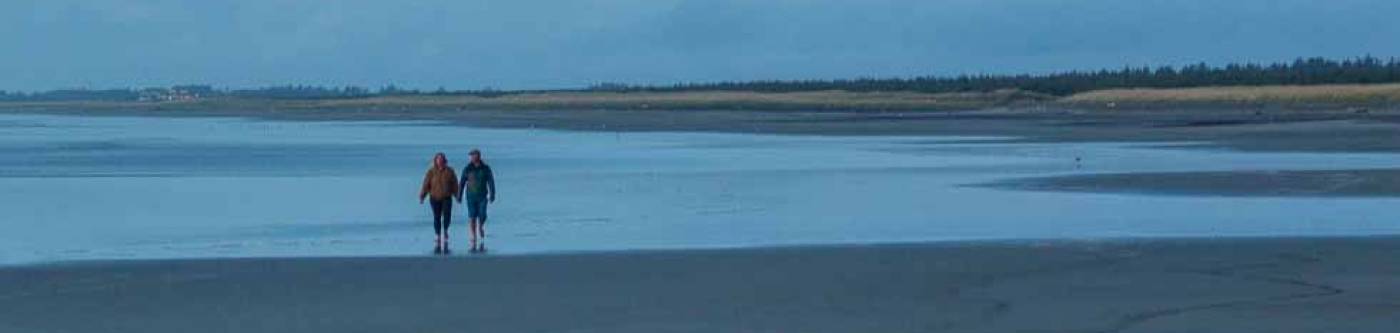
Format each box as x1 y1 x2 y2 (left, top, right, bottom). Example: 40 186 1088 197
604 56 1400 95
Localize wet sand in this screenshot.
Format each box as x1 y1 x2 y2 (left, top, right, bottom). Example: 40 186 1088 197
8 104 1400 153
14 105 1400 199
2 237 1398 332
983 168 1400 197
4 107 1400 331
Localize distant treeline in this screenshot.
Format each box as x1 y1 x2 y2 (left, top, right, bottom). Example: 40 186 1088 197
591 56 1400 96
5 56 1400 102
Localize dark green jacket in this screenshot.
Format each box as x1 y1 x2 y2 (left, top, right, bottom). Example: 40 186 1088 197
459 162 496 199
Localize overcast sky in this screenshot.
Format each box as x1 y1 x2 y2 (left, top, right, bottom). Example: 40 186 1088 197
3 0 1399 91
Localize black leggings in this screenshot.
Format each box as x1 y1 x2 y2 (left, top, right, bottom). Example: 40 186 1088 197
430 199 453 236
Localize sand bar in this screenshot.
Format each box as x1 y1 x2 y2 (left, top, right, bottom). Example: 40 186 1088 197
3 237 1398 332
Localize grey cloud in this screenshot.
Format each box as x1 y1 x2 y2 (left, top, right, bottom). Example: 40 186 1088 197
2 0 1398 91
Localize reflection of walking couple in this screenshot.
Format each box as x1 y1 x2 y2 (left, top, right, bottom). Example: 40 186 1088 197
419 149 497 252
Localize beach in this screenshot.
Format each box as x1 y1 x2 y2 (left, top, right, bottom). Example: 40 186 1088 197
4 112 1400 263
3 237 1398 332
11 100 1400 153
8 0 1400 330
983 168 1400 197
13 103 1400 198
3 106 1400 332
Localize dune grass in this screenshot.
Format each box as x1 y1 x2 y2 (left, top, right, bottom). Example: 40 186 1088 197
1061 83 1400 107
7 84 1400 113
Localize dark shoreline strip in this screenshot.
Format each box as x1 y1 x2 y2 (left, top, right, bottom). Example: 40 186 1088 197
979 168 1400 197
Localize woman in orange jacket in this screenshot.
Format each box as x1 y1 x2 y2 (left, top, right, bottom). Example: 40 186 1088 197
419 152 461 248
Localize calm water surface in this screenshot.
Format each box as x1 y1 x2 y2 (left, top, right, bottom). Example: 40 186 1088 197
2 114 1399 265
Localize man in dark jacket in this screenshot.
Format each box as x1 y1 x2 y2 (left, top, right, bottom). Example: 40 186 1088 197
459 149 496 244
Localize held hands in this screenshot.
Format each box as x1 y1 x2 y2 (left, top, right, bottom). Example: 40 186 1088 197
489 195 496 203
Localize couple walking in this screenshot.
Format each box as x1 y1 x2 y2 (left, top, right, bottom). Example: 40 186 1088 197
419 149 496 250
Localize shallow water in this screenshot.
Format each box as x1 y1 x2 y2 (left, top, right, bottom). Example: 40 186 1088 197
2 114 1400 265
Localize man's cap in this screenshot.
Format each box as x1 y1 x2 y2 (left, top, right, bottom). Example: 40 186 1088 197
469 149 481 155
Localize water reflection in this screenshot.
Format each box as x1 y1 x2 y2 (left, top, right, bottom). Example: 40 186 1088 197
4 114 1400 265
